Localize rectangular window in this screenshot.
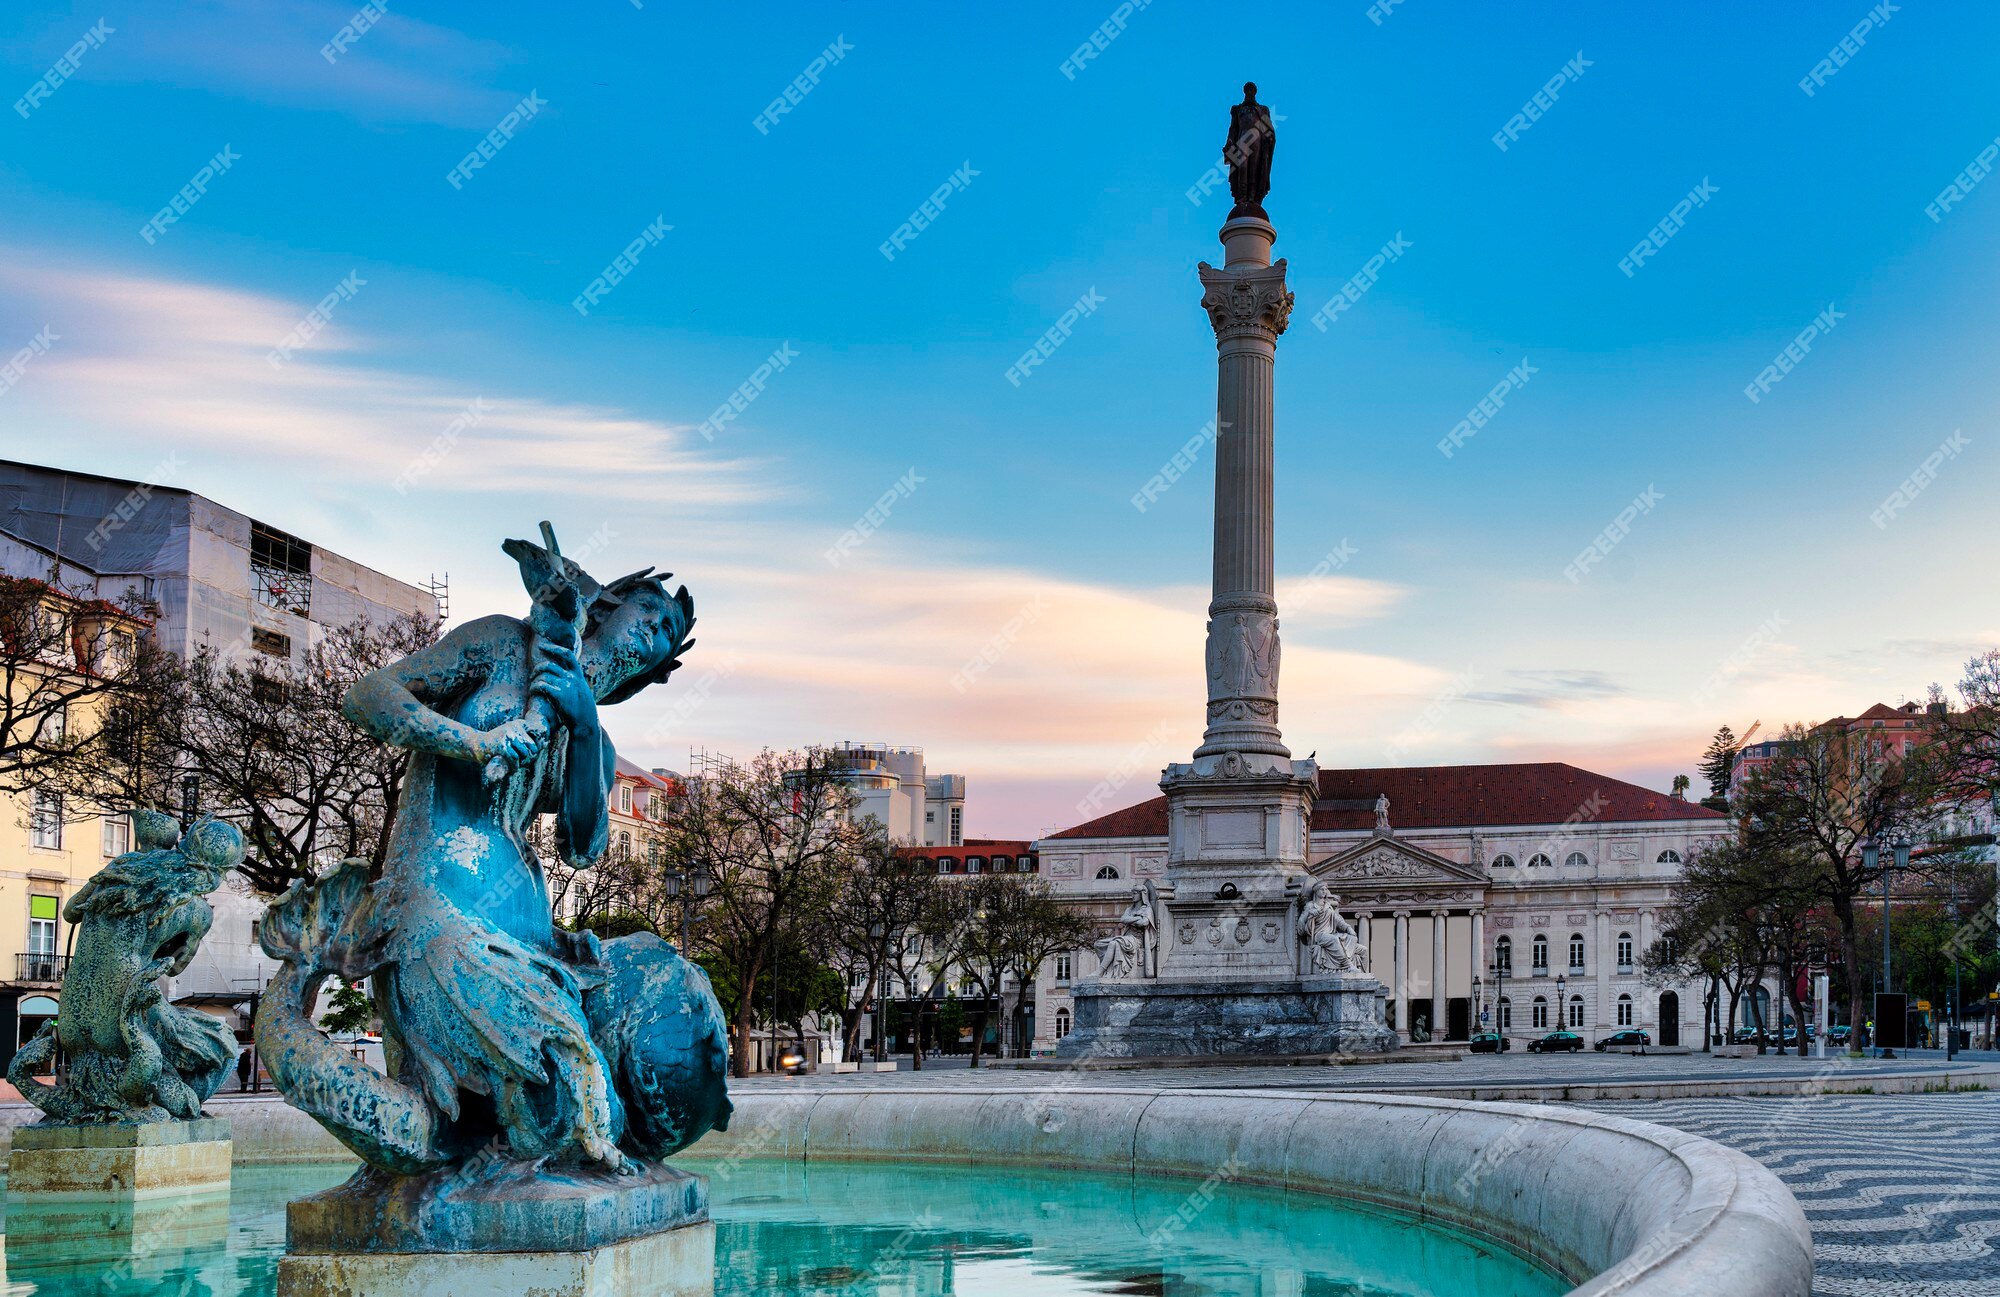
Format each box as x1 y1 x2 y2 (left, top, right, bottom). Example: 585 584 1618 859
250 626 292 657
649 793 664 820
250 521 313 615
949 806 962 846
102 813 131 858
618 785 632 814
29 790 62 849
1055 954 1072 984
1617 935 1634 971
28 895 59 965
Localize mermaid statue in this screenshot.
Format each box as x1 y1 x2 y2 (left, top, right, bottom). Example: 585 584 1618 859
256 524 731 1200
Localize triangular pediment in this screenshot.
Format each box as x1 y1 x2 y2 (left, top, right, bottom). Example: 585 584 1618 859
1311 835 1485 887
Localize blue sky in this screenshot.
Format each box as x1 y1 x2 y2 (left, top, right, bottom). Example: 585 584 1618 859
2 1 1996 837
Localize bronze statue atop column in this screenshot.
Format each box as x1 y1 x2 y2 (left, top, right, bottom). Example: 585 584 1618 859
1224 82 1276 219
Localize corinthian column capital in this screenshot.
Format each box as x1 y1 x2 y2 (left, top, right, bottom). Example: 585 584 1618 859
1198 259 1294 341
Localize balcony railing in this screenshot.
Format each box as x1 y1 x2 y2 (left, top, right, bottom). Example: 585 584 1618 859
15 954 67 983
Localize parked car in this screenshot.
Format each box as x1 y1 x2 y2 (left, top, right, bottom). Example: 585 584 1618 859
1595 1029 1651 1052
1527 1030 1585 1053
1469 1031 1510 1053
1828 1025 1852 1046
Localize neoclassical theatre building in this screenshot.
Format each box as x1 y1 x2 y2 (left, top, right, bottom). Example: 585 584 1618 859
1029 762 1729 1053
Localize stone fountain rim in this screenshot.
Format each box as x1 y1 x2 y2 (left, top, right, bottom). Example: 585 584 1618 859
700 1084 1813 1297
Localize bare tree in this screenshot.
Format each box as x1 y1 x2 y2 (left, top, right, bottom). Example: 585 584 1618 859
822 831 939 1064
659 749 861 1077
171 613 438 893
1736 721 1948 1044
0 576 179 814
922 874 1094 1066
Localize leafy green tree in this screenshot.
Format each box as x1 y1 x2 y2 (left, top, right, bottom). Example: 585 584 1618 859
319 980 376 1035
1698 725 1738 806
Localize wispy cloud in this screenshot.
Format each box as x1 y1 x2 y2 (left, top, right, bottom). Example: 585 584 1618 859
1466 668 1627 710
0 257 767 507
87 0 524 129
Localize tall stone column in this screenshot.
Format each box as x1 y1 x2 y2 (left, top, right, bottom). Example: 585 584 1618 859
1195 216 1294 760
1393 911 1410 1039
1431 910 1449 1039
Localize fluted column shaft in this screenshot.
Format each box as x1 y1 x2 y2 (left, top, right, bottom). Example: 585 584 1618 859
1195 215 1295 760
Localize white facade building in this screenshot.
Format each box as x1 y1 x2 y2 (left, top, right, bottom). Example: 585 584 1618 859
1032 762 1733 1054
0 460 440 1051
825 742 965 846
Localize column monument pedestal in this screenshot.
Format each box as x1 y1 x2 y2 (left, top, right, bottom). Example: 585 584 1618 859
1059 88 1395 1061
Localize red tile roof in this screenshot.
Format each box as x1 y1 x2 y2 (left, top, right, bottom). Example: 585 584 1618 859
1046 762 1726 840
901 840 1037 858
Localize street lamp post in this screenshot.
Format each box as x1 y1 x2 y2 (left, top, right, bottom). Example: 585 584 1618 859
868 921 886 1063
1472 975 1483 1031
1488 960 1510 1040
1555 973 1567 1032
663 864 711 956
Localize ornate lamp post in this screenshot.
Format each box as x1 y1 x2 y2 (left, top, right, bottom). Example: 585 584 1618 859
1555 973 1568 1032
662 861 711 956
1488 959 1510 1040
1472 974 1484 1031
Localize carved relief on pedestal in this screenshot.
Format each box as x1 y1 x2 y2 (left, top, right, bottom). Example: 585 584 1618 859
1204 609 1281 718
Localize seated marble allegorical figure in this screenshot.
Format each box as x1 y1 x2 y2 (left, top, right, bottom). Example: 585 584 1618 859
255 525 732 1188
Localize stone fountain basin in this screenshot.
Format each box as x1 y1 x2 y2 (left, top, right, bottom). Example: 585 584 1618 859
687 1085 1813 1297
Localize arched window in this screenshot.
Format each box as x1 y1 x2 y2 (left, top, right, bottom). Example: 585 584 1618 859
616 831 632 861
1527 852 1552 868
1054 1008 1072 1040
1568 933 1585 972
1494 935 1513 974
1617 932 1634 971
1491 853 1516 869
1498 996 1512 1030
1531 934 1549 973
1656 849 1682 864
1617 993 1633 1026
1095 865 1120 880
1568 995 1585 1028
1565 851 1589 869
1532 996 1548 1028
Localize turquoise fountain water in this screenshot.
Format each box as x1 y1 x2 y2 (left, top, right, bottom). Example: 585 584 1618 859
0 1158 1564 1295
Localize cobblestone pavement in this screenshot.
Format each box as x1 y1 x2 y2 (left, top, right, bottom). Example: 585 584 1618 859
1576 1094 2000 1297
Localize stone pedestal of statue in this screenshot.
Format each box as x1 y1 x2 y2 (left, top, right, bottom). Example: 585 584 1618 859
275 1160 715 1297
5 1117 234 1204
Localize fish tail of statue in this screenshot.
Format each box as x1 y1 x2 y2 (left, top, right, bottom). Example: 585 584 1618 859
258 860 448 1172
